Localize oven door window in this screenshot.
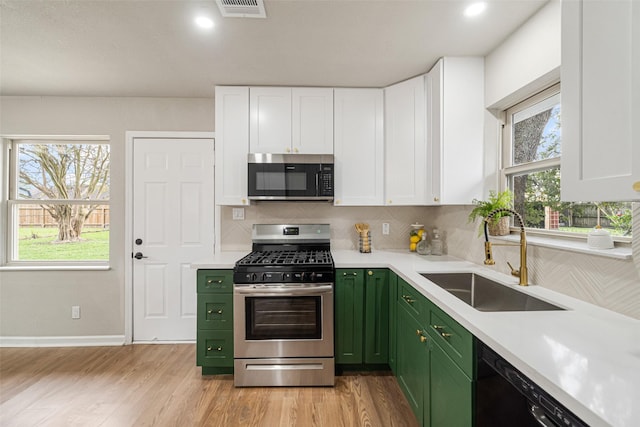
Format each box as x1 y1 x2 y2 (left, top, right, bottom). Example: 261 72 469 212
245 296 322 340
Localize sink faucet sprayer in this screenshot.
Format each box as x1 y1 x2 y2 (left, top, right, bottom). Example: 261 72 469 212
484 208 528 286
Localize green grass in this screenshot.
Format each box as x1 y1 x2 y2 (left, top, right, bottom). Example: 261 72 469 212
18 227 109 261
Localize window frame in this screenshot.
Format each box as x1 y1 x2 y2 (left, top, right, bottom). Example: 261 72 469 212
3 135 111 267
500 84 631 243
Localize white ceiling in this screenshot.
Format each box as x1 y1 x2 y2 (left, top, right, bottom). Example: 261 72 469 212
0 0 548 98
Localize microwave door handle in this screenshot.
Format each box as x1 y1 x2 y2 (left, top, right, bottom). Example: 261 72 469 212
315 171 320 196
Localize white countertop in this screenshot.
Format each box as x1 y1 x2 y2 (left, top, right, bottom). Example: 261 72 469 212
193 249 640 427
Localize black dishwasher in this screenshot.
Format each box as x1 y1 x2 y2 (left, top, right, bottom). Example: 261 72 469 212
476 340 589 427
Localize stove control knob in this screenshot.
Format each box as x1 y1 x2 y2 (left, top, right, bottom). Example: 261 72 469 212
281 272 287 281
308 272 317 282
262 273 269 282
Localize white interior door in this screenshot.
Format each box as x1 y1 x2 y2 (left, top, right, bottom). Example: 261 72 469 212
132 137 214 341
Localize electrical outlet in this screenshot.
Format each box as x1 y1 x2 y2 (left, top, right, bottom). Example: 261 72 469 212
71 305 80 319
232 208 245 220
382 223 390 235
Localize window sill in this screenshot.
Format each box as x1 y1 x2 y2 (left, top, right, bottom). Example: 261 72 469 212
0 265 111 272
492 234 632 260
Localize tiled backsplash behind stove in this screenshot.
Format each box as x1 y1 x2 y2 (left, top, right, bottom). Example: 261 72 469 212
220 204 432 251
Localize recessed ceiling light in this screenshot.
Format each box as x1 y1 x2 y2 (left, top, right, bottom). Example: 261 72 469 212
195 16 214 29
464 2 487 17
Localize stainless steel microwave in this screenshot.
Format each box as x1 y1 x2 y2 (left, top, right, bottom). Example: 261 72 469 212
247 153 334 201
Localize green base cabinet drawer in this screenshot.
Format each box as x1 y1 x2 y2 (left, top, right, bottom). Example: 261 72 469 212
198 294 233 330
398 278 428 318
196 330 234 367
197 270 233 293
427 305 474 378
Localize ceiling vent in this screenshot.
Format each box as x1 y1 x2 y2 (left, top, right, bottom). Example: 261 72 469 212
216 0 267 18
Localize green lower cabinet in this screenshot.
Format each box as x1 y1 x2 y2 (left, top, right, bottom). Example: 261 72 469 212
396 304 430 426
395 278 474 427
196 269 234 375
364 269 389 364
335 269 389 367
430 342 473 427
335 269 365 364
388 271 398 373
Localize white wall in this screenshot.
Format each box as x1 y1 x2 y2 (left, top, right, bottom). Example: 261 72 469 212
0 96 214 339
484 0 561 111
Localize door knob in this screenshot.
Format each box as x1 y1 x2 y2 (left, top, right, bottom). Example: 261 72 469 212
133 252 148 260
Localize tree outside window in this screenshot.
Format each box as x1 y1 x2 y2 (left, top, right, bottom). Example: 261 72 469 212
10 140 110 262
504 86 631 237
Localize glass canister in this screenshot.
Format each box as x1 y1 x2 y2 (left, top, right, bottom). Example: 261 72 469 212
409 223 424 252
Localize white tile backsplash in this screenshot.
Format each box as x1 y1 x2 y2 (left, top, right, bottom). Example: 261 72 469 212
220 203 640 320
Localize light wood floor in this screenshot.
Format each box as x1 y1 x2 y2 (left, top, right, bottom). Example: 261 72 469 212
0 344 419 427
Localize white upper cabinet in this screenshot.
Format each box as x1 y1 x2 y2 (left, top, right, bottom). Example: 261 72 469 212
215 86 250 206
333 88 384 206
426 57 484 205
384 75 427 205
562 0 640 201
249 87 333 154
292 88 334 154
249 87 292 153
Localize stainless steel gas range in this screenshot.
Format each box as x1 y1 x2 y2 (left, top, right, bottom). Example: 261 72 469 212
232 224 335 387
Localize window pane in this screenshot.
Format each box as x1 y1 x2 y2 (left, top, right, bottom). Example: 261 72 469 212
510 170 632 237
512 94 561 165
18 143 110 200
15 203 110 261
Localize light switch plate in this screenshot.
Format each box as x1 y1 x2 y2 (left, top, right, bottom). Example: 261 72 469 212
232 208 245 220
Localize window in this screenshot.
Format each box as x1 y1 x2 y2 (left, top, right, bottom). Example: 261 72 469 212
6 137 110 264
502 85 632 238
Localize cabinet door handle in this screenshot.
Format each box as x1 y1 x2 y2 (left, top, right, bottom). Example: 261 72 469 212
440 332 452 339
207 346 223 352
207 309 224 315
343 272 357 276
368 270 373 276
432 325 444 330
207 279 223 284
633 181 640 192
420 336 428 343
402 295 415 304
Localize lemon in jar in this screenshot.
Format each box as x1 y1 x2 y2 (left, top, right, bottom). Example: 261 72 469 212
410 235 420 244
410 242 417 251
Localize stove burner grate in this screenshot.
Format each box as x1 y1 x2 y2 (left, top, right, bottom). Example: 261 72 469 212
238 250 333 266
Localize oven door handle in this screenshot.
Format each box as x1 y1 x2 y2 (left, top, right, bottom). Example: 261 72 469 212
234 284 333 296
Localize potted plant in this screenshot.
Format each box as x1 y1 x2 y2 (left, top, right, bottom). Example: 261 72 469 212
468 189 514 236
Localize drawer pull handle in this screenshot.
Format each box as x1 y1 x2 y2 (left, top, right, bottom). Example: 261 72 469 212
441 332 452 339
343 272 357 276
432 325 444 330
207 309 224 315
207 346 223 352
402 295 415 304
207 279 224 284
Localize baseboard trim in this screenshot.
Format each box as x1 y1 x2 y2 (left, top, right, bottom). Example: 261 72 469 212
0 335 126 347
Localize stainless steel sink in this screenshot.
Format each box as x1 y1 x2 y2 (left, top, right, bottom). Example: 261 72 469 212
421 272 565 312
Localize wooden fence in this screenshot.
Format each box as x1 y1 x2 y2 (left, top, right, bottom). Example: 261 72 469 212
18 206 110 228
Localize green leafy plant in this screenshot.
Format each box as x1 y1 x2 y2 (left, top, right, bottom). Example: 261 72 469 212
468 189 514 236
